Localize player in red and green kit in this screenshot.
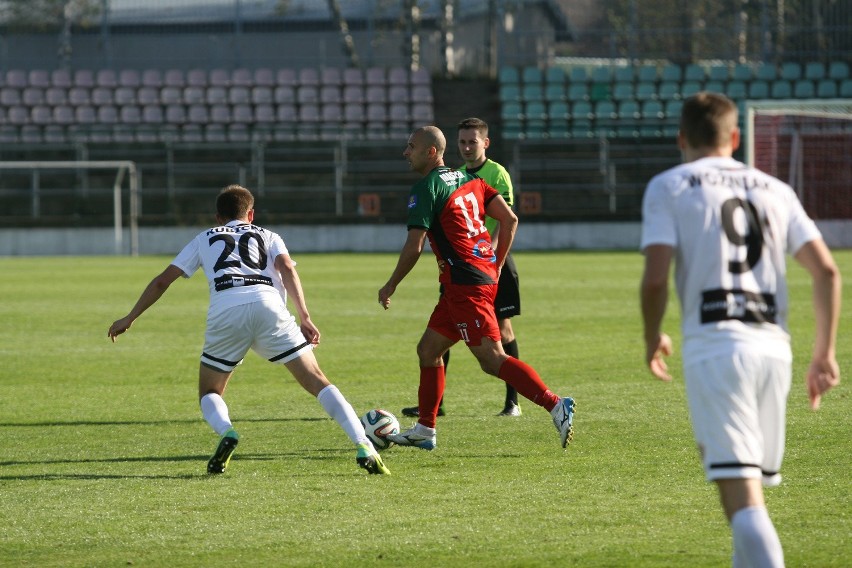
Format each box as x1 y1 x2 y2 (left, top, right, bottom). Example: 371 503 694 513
378 125 576 450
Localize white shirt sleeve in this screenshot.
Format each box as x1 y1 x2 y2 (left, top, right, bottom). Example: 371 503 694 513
640 176 678 251
170 236 202 278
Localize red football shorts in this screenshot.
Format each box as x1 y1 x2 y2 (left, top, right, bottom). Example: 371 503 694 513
427 283 500 346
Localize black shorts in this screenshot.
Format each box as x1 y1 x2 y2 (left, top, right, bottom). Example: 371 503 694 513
438 253 520 320
494 253 521 319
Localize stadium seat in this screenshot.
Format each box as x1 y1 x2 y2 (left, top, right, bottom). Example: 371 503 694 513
164 104 187 124
228 86 250 105
25 87 48 107
707 64 729 82
545 66 566 84
748 80 770 98
411 85 433 104
187 104 209 123
0 87 22 106
521 66 543 85
501 101 523 121
657 81 679 101
731 64 752 81
253 104 275 123
96 69 118 88
298 68 320 87
74 69 95 88
770 80 792 98
804 62 826 81
254 68 275 87
197 69 218 86
232 104 253 124
388 102 410 123
816 79 838 98
703 80 724 94
612 82 634 101
365 85 386 104
521 83 544 102
321 67 343 86
779 62 801 81
387 67 409 86
320 85 342 105
297 85 319 104
410 68 430 85
31 105 52 124
568 67 588 83
637 65 658 83
274 85 296 104
613 66 633 83
92 87 113 106
164 69 186 87
753 63 777 81
497 65 521 85
635 82 656 101
114 87 136 106
593 100 617 137
617 101 641 137
411 103 434 123
726 80 747 99
231 68 253 87
544 84 565 102
684 64 705 82
276 68 298 87
660 64 682 82
828 61 850 80
590 66 612 84
839 79 852 97
343 85 365 105
566 83 589 102
28 70 50 88
365 67 385 86
141 69 163 88
524 100 547 124
209 104 231 124
548 101 570 120
45 87 68 106
681 81 701 97
159 86 181 105
342 68 364 87
51 69 72 88
793 80 815 98
69 87 91 106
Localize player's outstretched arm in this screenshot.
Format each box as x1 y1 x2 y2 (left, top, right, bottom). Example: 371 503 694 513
108 264 184 342
379 228 426 310
794 238 841 409
275 253 320 345
640 244 675 381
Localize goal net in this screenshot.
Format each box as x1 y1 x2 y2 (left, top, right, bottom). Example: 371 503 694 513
745 100 852 220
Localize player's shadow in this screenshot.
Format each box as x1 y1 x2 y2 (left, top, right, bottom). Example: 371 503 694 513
0 417 326 428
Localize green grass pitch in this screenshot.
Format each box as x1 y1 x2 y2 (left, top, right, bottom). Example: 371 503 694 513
0 250 849 567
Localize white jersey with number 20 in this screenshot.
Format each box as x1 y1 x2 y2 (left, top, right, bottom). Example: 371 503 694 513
640 156 822 364
171 220 290 315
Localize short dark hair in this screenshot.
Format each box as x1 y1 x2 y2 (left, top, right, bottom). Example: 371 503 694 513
680 92 738 149
216 184 254 220
457 117 489 137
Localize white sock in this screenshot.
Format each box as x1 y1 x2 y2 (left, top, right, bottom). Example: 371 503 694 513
316 385 369 446
200 393 233 436
730 506 784 568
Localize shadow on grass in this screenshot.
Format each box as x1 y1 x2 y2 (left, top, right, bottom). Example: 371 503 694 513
0 417 327 428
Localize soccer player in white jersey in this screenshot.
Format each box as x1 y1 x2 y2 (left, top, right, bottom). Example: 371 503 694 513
108 184 390 475
640 92 840 567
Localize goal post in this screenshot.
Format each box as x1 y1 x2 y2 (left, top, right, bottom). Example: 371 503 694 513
744 99 852 219
0 160 140 255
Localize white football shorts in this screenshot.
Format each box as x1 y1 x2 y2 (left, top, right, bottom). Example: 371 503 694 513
200 297 313 372
684 350 791 487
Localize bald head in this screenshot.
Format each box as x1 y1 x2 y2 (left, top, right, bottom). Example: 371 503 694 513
404 126 447 175
415 126 446 157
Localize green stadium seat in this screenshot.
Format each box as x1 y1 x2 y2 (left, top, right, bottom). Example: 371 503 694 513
545 66 566 84
828 61 850 80
770 80 792 98
660 64 682 82
704 80 724 94
525 100 547 125
612 82 634 100
635 82 656 101
779 62 801 81
613 66 634 82
501 101 523 121
547 118 570 138
589 82 611 101
567 83 589 101
816 79 838 98
590 66 612 84
684 64 705 82
521 84 544 102
726 80 748 100
498 66 519 84
732 64 753 81
804 62 826 81
570 100 593 137
499 84 521 102
637 65 658 83
839 79 852 97
707 65 729 82
593 100 617 138
641 100 665 120
657 81 680 101
544 83 565 102
522 66 543 84
568 67 588 83
754 63 777 81
681 81 701 97
793 80 815 98
548 101 570 120
748 80 770 98
617 100 640 137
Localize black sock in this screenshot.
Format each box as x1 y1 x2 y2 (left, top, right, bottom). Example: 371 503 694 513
502 340 519 406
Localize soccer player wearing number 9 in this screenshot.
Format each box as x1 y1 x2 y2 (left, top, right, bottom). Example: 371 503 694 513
378 126 576 451
108 185 390 476
640 92 841 567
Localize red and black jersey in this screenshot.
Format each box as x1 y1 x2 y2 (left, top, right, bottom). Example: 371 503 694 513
406 166 501 285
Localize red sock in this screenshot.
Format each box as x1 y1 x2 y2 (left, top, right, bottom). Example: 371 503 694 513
498 357 559 411
418 366 445 429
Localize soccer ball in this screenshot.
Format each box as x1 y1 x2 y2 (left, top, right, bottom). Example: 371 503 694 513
360 409 400 451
